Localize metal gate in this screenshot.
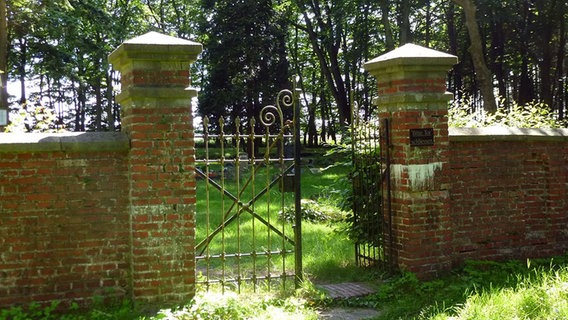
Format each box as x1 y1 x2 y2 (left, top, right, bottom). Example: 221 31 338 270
351 104 392 269
195 86 302 292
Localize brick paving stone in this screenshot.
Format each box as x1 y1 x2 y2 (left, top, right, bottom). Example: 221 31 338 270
318 282 376 299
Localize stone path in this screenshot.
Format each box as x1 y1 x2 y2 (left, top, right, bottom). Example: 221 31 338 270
317 282 376 299
316 282 381 319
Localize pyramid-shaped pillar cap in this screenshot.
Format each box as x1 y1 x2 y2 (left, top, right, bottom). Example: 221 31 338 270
364 43 457 74
109 31 202 66
124 31 202 47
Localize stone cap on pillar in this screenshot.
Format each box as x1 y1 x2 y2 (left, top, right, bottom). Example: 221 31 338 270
364 44 458 107
364 43 457 75
108 32 203 106
109 31 202 67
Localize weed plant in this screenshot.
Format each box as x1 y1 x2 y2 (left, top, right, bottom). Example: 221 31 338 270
333 256 568 320
449 97 567 128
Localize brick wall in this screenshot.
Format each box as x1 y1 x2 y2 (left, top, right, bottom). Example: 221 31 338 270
365 43 457 278
449 128 568 265
366 43 568 279
0 133 130 308
0 31 201 310
110 31 201 304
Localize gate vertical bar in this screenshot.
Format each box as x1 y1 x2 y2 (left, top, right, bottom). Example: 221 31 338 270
235 118 242 292
204 117 211 290
383 118 394 270
220 119 227 293
250 119 257 291
294 80 303 287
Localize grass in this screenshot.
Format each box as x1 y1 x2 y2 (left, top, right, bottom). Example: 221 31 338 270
336 257 568 320
6 257 568 319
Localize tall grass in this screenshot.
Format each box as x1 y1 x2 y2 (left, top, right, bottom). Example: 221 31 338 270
339 257 568 320
430 264 568 320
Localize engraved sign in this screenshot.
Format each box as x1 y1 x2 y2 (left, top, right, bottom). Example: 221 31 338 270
409 128 434 146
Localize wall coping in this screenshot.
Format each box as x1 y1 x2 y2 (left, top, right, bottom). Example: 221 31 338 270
0 132 129 153
108 31 202 68
364 43 458 74
450 127 568 142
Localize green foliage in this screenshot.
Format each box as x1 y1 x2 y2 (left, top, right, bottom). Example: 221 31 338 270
198 0 289 132
0 301 60 320
326 118 383 246
279 199 346 223
331 256 568 320
437 260 568 320
449 97 567 128
0 292 318 320
149 291 318 320
4 102 61 132
0 299 135 320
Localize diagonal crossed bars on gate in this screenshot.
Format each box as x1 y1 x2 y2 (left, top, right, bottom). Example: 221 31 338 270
194 161 295 257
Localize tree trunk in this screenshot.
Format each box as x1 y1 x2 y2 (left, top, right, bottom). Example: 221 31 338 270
297 0 351 125
398 0 412 44
554 4 566 117
446 2 462 101
517 0 534 105
0 0 7 116
17 38 26 105
320 78 327 144
424 0 431 46
489 13 507 106
94 77 102 131
106 69 115 131
452 0 498 113
379 0 395 50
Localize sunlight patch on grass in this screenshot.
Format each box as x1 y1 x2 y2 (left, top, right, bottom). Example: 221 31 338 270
151 290 319 320
442 267 568 320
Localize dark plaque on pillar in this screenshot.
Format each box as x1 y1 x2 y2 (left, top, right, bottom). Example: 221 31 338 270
409 128 434 146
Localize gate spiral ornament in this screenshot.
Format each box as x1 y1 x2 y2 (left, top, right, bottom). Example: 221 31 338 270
260 89 294 129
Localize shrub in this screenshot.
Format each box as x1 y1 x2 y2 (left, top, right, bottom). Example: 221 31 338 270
279 199 345 223
449 97 567 128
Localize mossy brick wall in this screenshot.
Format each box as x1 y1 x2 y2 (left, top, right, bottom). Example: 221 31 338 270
0 31 202 309
365 44 457 279
108 32 201 304
366 44 568 279
0 133 130 308
449 128 568 265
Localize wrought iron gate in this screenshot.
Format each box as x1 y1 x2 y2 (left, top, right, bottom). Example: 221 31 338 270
351 104 392 269
195 86 302 292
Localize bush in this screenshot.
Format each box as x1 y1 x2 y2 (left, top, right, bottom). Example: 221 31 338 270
279 199 345 223
449 97 567 128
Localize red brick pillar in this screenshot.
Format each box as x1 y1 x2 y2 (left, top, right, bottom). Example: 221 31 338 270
364 44 457 279
108 32 202 304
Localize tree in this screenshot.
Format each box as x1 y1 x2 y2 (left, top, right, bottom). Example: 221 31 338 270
452 0 498 113
3 0 565 132
292 0 351 127
198 0 290 135
0 0 7 116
